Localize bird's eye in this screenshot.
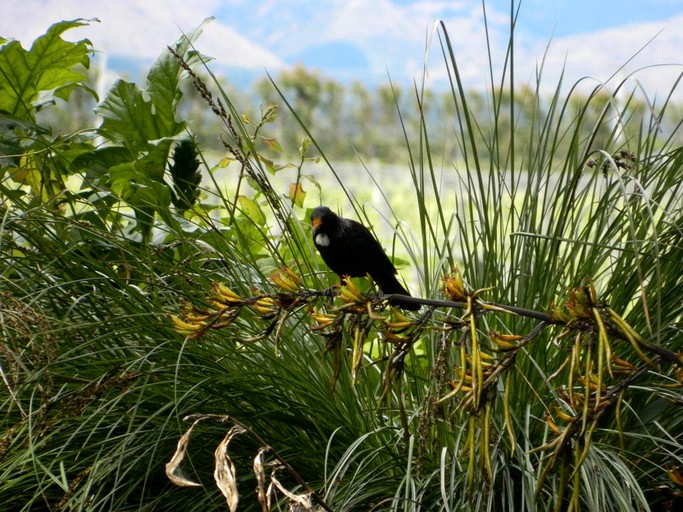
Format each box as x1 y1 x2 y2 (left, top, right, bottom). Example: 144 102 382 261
315 233 330 247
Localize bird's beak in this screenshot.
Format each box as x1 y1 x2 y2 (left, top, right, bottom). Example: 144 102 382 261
311 218 322 229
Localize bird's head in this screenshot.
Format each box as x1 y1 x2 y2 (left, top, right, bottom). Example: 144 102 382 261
310 206 339 247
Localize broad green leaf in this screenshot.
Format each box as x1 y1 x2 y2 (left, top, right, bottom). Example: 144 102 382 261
217 157 233 169
95 21 209 162
260 104 278 123
260 136 283 152
129 180 172 211
10 148 67 203
74 146 132 187
302 173 322 194
146 20 212 132
55 142 97 167
96 80 181 151
0 19 94 121
10 154 40 186
258 154 294 175
145 140 176 181
258 155 276 175
107 162 173 241
245 176 261 191
236 195 266 226
107 162 140 198
299 137 312 155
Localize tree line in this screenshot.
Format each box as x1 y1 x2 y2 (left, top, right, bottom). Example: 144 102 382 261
39 62 683 166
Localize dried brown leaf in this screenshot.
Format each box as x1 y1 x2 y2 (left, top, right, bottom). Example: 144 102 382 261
271 475 312 509
165 418 204 487
254 447 271 512
214 426 246 512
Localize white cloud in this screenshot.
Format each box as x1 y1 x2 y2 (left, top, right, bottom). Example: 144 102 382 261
517 14 683 101
1 0 680 100
396 6 683 101
327 0 417 41
308 0 503 85
396 5 512 88
0 0 284 69
199 23 286 69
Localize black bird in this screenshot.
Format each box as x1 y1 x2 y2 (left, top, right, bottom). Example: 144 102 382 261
310 206 419 310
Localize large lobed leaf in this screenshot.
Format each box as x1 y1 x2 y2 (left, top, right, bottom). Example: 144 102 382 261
0 19 94 120
91 21 211 239
95 20 210 152
96 79 179 155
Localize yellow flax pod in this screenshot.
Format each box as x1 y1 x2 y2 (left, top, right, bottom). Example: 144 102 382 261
269 267 303 293
169 314 206 336
213 282 246 305
250 296 278 317
442 267 468 302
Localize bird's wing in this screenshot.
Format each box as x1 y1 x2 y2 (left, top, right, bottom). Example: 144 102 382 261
342 219 398 275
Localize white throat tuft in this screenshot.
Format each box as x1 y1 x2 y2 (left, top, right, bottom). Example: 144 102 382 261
315 233 330 247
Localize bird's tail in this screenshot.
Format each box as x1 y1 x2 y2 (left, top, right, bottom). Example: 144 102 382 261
378 276 421 311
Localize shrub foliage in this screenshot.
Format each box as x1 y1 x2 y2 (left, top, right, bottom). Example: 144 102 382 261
1 14 682 512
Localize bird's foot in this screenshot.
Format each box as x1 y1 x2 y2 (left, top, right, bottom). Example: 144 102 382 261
322 285 338 298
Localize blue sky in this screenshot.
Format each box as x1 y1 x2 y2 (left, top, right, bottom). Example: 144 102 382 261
492 0 683 37
2 0 682 99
